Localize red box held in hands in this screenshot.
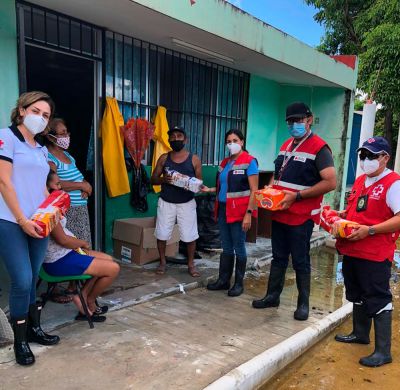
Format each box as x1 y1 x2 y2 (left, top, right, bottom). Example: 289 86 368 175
31 190 71 237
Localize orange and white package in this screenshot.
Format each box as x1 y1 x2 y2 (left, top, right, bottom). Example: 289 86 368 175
255 188 285 211
320 205 341 233
320 205 359 238
31 191 71 238
333 219 360 238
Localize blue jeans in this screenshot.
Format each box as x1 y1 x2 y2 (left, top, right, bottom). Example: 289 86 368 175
218 203 247 258
0 219 49 318
271 219 314 274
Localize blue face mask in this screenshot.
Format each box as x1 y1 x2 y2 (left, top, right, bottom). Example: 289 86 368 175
288 122 307 138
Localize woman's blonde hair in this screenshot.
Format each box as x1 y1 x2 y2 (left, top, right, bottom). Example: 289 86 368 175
10 91 55 125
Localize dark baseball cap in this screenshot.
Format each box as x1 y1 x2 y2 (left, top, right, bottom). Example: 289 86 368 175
286 102 312 120
167 126 186 137
357 136 391 155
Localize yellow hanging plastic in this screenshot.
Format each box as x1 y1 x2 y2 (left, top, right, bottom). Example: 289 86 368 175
151 106 171 193
100 97 130 197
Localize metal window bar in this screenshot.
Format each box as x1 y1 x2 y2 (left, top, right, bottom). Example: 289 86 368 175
17 1 102 61
104 31 249 165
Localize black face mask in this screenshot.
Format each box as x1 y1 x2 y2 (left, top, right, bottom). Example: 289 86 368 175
170 140 185 152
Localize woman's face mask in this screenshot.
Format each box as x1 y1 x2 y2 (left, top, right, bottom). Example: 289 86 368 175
359 150 388 176
23 114 48 136
226 142 242 155
49 134 70 150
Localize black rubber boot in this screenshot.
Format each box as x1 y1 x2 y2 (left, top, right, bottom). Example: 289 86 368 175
27 303 60 346
207 253 234 290
11 317 35 366
228 257 247 297
360 310 392 367
293 272 310 321
252 263 286 308
335 303 371 344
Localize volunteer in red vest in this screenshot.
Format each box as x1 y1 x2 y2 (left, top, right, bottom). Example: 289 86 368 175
334 136 400 367
252 102 336 320
202 129 259 297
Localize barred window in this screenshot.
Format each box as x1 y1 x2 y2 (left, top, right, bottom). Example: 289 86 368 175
105 32 249 164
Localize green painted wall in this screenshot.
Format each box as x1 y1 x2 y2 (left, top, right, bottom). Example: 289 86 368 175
0 0 19 126
134 0 357 90
104 164 218 254
246 75 280 172
246 77 352 209
277 85 351 208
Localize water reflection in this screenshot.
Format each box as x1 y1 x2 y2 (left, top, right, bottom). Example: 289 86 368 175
245 247 346 315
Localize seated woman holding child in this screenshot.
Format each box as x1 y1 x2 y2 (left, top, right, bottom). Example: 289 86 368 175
43 171 120 322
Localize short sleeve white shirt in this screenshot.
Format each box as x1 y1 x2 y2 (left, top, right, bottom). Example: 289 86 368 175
364 168 400 214
44 218 74 263
0 125 50 223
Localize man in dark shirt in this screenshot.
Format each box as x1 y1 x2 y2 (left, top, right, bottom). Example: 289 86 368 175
151 127 202 277
252 102 336 321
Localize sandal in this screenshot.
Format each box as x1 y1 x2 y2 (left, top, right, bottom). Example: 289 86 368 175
42 290 73 304
156 264 166 275
188 265 200 278
75 312 106 322
94 305 109 315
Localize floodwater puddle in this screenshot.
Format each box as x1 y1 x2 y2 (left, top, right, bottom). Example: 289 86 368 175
259 248 400 390
245 247 346 316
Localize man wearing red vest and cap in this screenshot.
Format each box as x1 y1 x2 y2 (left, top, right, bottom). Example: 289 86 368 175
252 102 336 321
334 136 400 367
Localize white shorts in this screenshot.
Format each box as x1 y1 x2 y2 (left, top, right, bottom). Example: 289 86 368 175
155 198 199 243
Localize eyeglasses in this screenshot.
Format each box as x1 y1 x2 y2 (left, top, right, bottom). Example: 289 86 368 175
286 118 306 125
359 151 383 160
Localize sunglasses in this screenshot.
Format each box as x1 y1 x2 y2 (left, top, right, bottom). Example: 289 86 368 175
359 151 384 160
286 117 306 125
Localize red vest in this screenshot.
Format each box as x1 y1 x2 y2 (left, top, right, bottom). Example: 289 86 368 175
273 134 328 225
215 151 258 223
336 171 400 262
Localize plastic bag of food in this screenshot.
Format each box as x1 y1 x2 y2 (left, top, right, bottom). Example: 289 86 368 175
164 168 203 193
320 205 359 238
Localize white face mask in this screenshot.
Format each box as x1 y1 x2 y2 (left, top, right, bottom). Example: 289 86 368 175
226 142 242 155
49 134 70 150
360 158 380 175
23 114 48 136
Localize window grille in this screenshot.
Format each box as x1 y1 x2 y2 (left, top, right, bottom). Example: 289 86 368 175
106 31 249 164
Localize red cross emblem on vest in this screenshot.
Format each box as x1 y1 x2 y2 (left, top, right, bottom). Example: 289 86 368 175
0 139 4 149
371 184 384 198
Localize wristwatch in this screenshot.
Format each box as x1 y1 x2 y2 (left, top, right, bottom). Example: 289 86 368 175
368 226 376 236
246 209 252 214
296 191 302 201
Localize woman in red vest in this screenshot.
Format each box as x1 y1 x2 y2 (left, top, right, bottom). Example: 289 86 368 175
201 130 258 296
334 136 400 368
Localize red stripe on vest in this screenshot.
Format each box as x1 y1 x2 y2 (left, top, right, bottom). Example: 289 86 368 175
215 151 257 223
336 171 400 262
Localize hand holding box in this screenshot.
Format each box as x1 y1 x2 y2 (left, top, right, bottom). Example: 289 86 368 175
31 190 71 237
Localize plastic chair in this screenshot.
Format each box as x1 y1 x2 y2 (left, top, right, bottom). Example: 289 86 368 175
37 268 94 329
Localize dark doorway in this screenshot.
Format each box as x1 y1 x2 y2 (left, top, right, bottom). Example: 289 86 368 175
25 45 95 240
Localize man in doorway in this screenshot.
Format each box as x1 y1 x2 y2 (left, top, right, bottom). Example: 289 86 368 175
252 102 336 320
334 137 400 367
151 126 202 277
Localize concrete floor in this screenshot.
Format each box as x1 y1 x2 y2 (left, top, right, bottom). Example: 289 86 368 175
1 237 276 331
0 246 346 390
